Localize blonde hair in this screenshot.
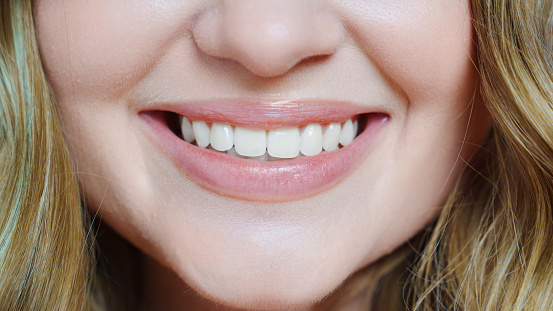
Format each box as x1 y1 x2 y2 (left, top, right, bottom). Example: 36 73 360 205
0 0 551 310
0 1 92 309
408 0 553 309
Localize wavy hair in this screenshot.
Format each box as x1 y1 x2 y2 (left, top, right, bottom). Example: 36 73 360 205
408 0 553 309
0 0 551 310
0 0 92 309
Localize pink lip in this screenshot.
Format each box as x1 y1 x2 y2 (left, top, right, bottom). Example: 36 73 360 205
144 99 374 129
139 101 388 202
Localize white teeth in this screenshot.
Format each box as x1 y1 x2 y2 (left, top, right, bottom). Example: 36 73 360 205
247 151 269 161
267 127 301 159
300 124 322 156
180 116 196 143
234 127 267 157
339 119 355 147
192 121 211 148
322 123 341 152
210 123 234 151
226 147 246 158
182 117 362 160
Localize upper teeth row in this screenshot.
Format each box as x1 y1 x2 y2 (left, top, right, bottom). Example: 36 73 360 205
180 116 359 159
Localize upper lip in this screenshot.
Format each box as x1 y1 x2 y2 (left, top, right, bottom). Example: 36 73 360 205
137 99 388 129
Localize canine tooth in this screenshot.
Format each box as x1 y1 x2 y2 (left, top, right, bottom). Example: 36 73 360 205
234 127 267 157
267 127 301 158
353 119 359 137
180 116 195 143
300 124 322 156
192 121 211 148
339 119 354 146
322 123 341 152
210 123 234 151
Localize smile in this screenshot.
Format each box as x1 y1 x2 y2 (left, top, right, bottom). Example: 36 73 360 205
140 100 389 201
179 116 359 160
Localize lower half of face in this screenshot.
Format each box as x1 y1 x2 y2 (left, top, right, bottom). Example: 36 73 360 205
36 0 490 309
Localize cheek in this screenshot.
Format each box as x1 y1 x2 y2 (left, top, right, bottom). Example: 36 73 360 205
336 0 487 260
342 0 486 195
35 1 187 102
344 0 476 110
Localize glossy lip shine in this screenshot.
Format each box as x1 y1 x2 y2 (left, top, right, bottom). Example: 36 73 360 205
139 101 389 202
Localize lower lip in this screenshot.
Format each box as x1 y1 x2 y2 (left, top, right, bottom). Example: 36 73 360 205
140 113 388 202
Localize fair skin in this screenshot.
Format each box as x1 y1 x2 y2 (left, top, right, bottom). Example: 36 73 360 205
35 0 490 310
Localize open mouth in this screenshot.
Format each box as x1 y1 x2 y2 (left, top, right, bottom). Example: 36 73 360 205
162 112 367 161
139 101 389 201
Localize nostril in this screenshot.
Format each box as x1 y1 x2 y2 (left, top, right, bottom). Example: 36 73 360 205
191 1 344 78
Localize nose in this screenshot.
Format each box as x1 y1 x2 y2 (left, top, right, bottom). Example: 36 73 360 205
192 0 344 77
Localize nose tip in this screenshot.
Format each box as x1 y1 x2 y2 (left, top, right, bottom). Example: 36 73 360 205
192 0 344 77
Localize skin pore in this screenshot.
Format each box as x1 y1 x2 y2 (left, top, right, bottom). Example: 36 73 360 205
35 0 491 310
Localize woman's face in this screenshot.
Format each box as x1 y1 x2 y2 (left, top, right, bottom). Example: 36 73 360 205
36 0 489 309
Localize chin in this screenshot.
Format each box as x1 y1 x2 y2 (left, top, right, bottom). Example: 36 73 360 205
153 230 361 311
183 266 343 310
